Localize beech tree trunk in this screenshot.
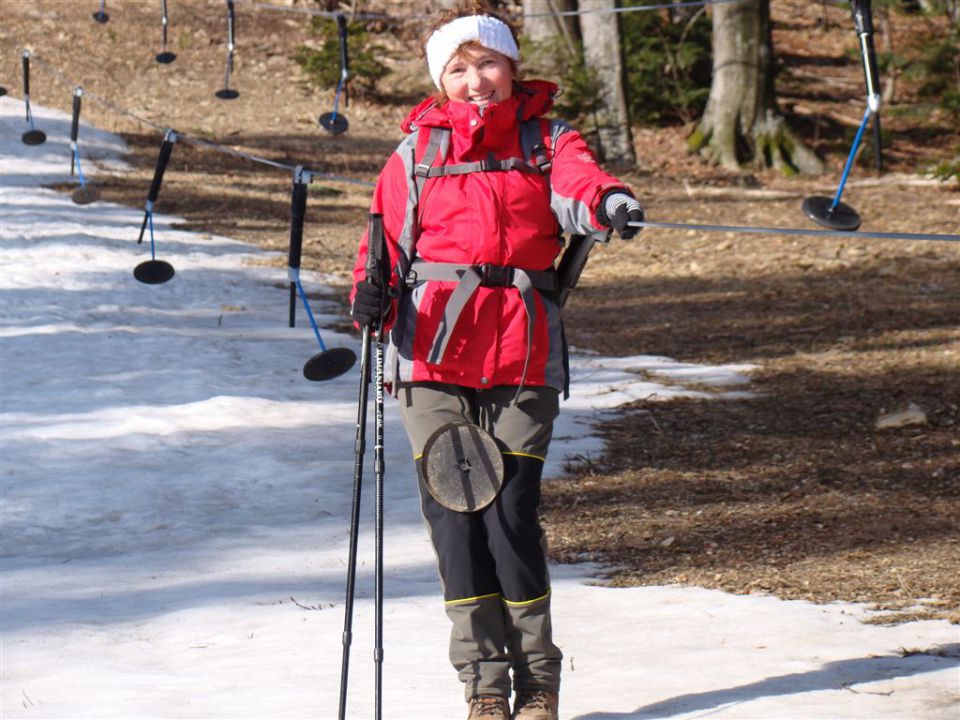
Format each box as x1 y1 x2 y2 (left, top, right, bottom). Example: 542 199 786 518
579 0 636 170
523 0 578 51
689 0 823 175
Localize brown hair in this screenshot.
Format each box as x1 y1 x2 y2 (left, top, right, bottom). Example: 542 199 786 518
422 3 523 105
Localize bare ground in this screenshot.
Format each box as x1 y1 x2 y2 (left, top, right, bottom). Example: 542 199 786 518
2 0 958 622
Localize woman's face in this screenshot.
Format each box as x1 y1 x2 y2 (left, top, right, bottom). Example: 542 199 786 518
440 48 513 110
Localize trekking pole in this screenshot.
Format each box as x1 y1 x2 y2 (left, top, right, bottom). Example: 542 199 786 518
337 307 369 720
134 129 178 284
92 0 109 24
319 13 350 134
338 213 386 720
20 50 47 146
851 0 883 171
287 166 356 381
368 213 389 720
70 87 101 205
215 0 239 99
802 0 882 231
156 0 176 63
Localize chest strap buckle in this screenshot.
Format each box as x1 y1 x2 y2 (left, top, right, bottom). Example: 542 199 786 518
478 263 514 287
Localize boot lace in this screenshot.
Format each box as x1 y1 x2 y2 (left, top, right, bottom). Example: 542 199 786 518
515 690 551 712
469 695 508 719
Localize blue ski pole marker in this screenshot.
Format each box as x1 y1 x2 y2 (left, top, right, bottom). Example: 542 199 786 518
20 50 47 146
215 0 240 99
69 87 101 205
134 130 177 284
803 0 883 231
92 0 109 23
319 13 350 134
287 166 356 381
156 0 177 64
852 0 883 171
135 210 176 284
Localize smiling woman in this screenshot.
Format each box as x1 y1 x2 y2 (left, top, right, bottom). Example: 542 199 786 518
439 48 514 110
346 3 644 720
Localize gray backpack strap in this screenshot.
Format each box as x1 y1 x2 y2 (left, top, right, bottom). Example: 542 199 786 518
420 153 545 177
414 127 450 184
395 127 450 281
426 266 484 365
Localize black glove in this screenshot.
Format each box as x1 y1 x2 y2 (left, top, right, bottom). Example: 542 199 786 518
351 279 388 329
600 191 644 239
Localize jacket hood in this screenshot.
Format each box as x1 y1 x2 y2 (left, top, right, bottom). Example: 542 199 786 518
400 79 558 134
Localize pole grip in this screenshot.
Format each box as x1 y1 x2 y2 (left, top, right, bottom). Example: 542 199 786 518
71 89 82 144
337 14 350 77
851 0 873 35
337 13 350 106
226 0 236 50
287 167 309 326
364 213 388 336
147 131 176 204
288 176 308 272
21 51 30 98
365 213 385 284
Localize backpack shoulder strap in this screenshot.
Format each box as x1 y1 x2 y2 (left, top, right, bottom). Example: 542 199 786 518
520 118 552 173
393 126 450 283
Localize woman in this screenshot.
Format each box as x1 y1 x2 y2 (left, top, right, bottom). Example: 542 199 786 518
350 7 643 719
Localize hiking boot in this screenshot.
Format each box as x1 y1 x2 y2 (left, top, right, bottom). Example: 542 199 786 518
468 695 510 720
512 690 559 720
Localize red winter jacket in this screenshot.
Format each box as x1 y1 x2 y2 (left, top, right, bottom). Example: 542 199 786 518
351 80 630 393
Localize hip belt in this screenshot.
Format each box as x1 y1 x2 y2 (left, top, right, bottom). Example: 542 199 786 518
407 260 559 389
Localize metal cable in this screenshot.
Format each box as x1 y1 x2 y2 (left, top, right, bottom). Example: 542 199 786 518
234 0 394 20
29 53 169 132
530 0 746 18
180 135 298 172
237 0 746 21
629 220 960 243
23 50 376 188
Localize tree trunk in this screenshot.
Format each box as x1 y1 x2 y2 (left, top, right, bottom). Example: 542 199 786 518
689 0 823 175
523 0 579 52
579 0 636 170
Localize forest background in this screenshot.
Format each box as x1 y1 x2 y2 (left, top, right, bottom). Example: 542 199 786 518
0 0 958 624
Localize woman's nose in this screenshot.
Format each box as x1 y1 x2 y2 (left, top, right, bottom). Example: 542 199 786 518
466 67 487 89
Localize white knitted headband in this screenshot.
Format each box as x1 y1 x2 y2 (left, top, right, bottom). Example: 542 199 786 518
425 15 520 89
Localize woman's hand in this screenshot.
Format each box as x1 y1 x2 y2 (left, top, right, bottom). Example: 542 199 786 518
351 279 389 329
601 191 644 239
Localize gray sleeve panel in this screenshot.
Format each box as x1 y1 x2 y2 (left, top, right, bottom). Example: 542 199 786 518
551 191 596 236
547 119 599 236
550 118 574 146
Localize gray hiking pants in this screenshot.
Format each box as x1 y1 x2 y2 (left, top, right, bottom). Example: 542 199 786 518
398 382 563 700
